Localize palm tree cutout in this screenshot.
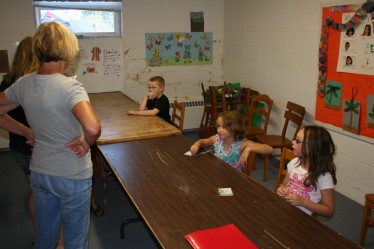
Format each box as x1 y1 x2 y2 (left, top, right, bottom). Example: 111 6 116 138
325 85 341 103
368 104 374 129
344 87 359 130
369 104 374 119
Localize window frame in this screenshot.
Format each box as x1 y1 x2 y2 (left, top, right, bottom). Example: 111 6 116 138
33 1 123 39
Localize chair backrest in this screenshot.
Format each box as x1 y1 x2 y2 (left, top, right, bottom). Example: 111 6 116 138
208 86 225 116
201 83 210 107
239 87 259 116
172 100 185 131
281 101 306 139
275 148 297 191
248 94 273 133
219 89 228 112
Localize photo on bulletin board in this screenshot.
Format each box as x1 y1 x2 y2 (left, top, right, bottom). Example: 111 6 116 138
145 32 213 67
324 80 342 110
337 12 374 75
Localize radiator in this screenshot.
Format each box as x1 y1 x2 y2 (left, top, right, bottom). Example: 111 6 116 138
170 99 204 130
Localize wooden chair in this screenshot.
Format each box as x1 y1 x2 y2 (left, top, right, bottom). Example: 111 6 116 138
242 151 257 176
198 85 225 138
239 87 259 117
255 101 306 181
222 82 242 111
243 94 273 139
198 83 214 138
275 148 296 191
359 193 374 246
171 100 185 131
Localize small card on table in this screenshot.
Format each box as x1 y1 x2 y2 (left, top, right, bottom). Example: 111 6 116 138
218 187 233 196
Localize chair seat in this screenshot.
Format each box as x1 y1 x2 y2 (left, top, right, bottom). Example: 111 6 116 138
255 135 292 148
254 101 305 182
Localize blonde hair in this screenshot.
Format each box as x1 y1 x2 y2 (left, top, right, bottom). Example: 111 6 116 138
33 21 79 63
149 76 165 88
2 36 39 87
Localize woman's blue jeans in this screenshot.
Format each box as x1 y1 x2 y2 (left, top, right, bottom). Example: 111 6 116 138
31 172 92 249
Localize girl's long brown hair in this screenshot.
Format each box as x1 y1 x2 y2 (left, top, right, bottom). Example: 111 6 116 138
2 36 39 87
299 125 337 189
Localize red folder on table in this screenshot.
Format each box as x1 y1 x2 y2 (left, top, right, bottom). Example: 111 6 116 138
185 224 258 249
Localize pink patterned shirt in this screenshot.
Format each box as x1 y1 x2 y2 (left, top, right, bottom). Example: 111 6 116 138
286 158 335 215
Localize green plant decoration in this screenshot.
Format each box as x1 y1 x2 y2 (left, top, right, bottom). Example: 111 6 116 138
369 104 374 118
344 87 359 128
325 85 341 103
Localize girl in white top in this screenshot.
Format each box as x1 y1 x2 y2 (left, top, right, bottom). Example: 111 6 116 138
276 125 337 217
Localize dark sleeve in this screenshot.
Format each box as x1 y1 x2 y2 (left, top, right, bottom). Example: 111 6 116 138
154 95 171 123
0 79 32 155
0 79 10 92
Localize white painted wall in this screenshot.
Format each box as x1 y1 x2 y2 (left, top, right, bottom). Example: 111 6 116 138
223 0 374 205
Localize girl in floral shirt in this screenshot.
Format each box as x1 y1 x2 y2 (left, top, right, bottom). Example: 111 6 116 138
190 111 273 171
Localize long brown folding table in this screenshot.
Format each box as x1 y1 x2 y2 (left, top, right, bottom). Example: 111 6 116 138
88 91 181 200
89 91 181 145
98 135 360 249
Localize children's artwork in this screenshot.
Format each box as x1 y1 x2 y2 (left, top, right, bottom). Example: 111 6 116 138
342 87 360 134
145 32 213 67
324 80 342 110
337 13 374 75
367 94 374 128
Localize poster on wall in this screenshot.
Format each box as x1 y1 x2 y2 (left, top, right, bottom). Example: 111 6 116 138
337 13 374 75
145 32 213 67
75 45 122 78
65 39 124 93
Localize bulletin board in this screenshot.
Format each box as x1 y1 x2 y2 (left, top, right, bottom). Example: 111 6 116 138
317 3 374 138
145 32 213 67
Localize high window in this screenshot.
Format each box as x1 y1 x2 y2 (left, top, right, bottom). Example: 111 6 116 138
33 1 122 38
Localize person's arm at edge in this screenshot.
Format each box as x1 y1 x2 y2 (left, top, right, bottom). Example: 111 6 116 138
0 92 34 144
73 101 101 145
240 139 273 154
190 135 216 155
66 101 101 157
128 94 159 116
294 188 335 217
239 140 273 166
138 94 148 111
276 173 290 198
129 108 159 116
0 114 34 144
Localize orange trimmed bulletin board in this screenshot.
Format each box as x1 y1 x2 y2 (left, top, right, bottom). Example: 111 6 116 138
317 4 374 138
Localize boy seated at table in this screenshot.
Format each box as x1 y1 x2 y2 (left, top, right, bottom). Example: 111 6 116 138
128 76 171 123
